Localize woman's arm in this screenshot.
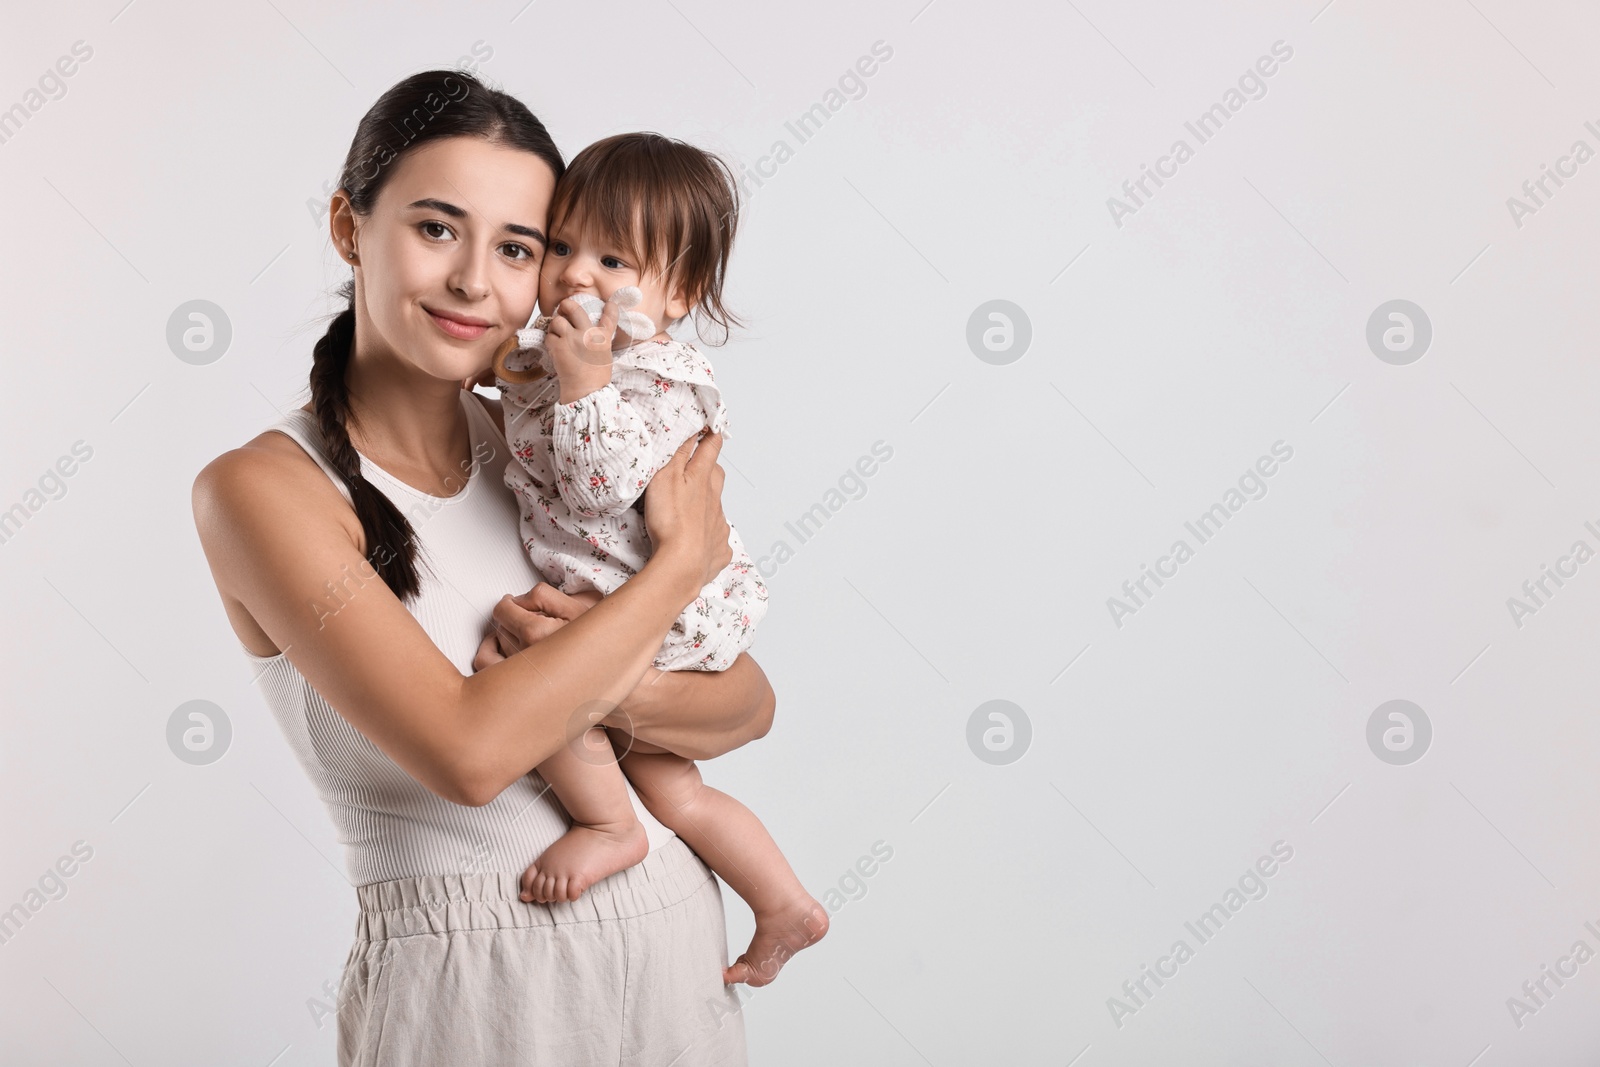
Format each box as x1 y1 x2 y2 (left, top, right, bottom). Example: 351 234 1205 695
474 585 775 761
192 427 731 808
616 656 775 760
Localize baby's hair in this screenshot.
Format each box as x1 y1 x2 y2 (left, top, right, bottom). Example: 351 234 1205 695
549 132 742 345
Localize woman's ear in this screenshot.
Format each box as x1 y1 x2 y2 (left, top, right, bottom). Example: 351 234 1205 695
329 189 359 261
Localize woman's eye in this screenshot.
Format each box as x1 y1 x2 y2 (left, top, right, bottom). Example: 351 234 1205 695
421 221 453 240
501 243 534 261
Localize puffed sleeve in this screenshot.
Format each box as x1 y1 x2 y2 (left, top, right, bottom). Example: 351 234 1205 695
549 343 727 518
547 383 661 518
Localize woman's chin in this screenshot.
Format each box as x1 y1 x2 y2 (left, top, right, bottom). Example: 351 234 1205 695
412 343 494 386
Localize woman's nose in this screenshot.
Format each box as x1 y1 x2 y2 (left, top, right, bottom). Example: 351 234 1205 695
448 250 491 301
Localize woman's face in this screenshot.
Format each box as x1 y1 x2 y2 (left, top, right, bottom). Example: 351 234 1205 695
345 135 557 384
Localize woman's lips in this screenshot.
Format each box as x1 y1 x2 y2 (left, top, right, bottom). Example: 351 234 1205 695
426 308 490 340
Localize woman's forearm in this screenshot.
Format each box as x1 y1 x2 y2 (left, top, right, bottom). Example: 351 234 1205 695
457 560 701 803
608 653 775 761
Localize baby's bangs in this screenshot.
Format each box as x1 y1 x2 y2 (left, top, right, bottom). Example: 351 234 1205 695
549 173 663 274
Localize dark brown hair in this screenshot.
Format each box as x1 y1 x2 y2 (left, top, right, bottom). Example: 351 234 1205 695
548 132 742 344
312 69 563 601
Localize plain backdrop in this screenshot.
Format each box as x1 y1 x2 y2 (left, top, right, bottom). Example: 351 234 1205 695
4 0 1600 1064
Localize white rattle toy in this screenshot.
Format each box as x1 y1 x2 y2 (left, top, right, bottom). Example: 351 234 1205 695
493 286 656 384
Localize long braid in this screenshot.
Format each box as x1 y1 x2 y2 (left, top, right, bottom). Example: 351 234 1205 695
308 282 424 601
303 68 565 600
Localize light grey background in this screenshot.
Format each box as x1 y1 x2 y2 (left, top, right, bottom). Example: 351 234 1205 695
3 0 1599 1063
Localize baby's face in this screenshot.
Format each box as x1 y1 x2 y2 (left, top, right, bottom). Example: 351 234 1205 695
538 211 684 343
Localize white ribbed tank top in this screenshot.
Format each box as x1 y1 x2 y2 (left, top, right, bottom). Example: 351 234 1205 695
242 389 672 887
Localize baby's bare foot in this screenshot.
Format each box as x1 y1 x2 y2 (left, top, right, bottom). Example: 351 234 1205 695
724 894 830 986
520 820 649 903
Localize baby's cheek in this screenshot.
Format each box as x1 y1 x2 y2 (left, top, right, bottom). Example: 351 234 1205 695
535 269 561 313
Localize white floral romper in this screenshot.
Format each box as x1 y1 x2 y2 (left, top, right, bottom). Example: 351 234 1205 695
498 337 767 671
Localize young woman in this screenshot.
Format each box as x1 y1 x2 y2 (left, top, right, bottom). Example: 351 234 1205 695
191 70 769 1065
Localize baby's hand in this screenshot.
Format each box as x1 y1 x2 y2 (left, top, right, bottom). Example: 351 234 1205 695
545 289 655 405
545 295 616 404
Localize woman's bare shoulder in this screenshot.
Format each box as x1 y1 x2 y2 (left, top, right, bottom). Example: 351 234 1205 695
192 417 353 535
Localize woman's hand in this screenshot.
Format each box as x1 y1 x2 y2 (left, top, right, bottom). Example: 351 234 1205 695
472 585 665 711
470 585 672 750
643 431 733 593
472 585 604 670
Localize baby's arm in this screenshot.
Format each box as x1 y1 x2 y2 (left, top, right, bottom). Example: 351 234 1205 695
547 384 665 518
549 356 725 519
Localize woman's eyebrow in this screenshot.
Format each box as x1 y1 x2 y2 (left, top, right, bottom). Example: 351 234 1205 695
408 197 467 218
506 223 547 246
407 198 546 246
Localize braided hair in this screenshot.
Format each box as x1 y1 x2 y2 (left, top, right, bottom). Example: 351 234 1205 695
310 70 563 601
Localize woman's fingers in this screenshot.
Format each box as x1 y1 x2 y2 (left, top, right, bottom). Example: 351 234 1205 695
687 432 733 574
471 631 504 672
644 431 733 588
655 430 701 480
684 428 723 475
510 582 588 622
489 592 566 652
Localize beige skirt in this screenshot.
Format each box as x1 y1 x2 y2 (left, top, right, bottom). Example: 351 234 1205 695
337 836 748 1066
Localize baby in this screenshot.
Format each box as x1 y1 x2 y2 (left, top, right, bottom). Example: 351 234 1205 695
492 132 827 986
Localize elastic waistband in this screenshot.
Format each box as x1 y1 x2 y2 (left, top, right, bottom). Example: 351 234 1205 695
351 837 711 939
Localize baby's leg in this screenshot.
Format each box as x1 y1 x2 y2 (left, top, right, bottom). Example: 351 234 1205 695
619 745 829 986
522 727 649 903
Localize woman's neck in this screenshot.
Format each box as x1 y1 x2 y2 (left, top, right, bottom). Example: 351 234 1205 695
341 345 473 497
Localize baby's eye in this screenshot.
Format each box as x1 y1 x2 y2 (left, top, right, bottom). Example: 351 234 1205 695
420 221 454 241
550 241 570 256
601 256 626 270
